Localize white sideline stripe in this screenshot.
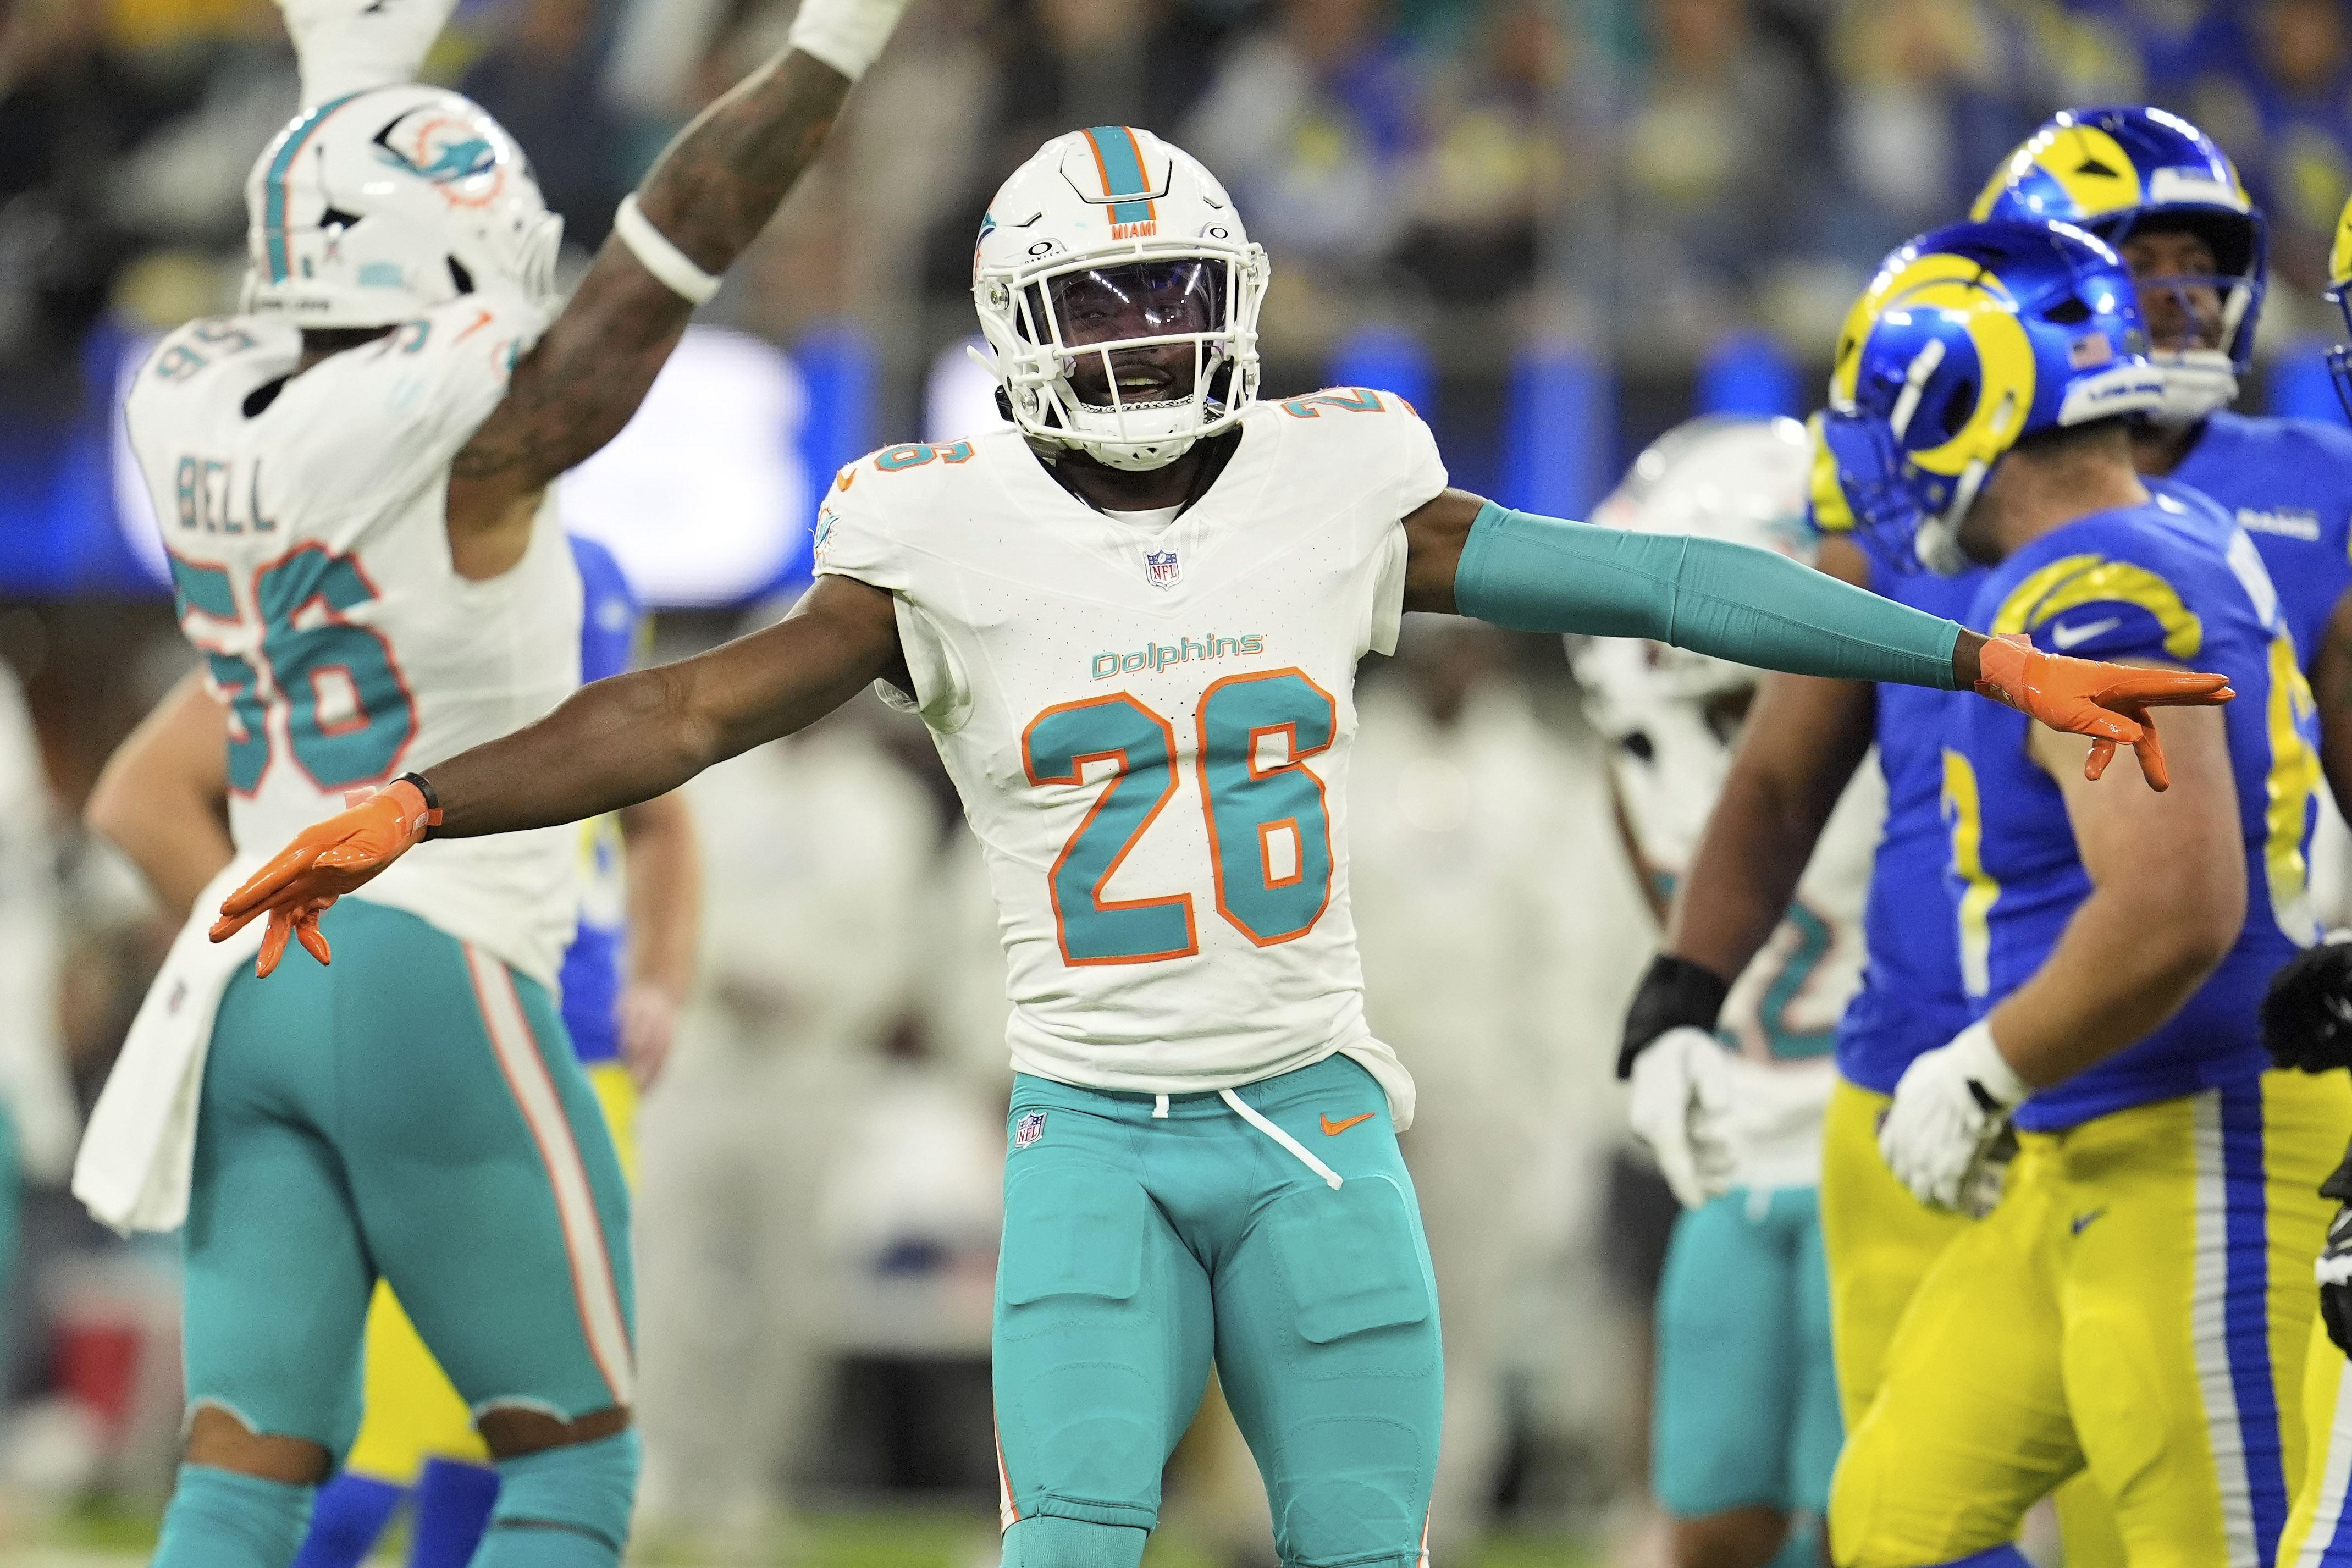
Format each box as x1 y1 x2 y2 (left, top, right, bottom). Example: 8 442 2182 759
1219 1089 1341 1190
466 943 634 1403
995 1425 1018 1533
2292 1354 2352 1565
2191 1091 2257 1567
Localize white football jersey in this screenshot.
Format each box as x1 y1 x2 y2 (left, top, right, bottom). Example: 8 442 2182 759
1575 635 1884 1184
813 389 1447 1124
122 294 581 985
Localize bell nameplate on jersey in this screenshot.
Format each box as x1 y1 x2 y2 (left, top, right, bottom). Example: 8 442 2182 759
1145 549 1181 589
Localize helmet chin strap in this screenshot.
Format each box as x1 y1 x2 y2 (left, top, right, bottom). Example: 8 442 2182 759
1919 459 1988 577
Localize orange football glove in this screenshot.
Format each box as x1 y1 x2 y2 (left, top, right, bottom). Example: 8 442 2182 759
209 779 438 976
1973 632 2234 792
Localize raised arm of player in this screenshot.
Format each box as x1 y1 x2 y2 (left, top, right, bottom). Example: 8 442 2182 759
444 0 906 566
1401 488 2230 776
86 670 234 919
212 575 902 967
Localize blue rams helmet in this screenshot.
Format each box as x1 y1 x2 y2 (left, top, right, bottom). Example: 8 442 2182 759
1810 219 2165 575
1972 106 2262 424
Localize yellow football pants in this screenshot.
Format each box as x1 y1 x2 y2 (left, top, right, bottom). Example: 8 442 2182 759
1820 1078 2125 1566
1829 1070 2344 1568
344 1063 638 1483
2281 1296 2352 1565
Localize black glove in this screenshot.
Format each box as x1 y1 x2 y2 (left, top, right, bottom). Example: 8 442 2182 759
2262 941 2352 1073
1617 954 1730 1080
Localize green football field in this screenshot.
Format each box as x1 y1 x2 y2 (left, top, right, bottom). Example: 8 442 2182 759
0 1504 1606 1567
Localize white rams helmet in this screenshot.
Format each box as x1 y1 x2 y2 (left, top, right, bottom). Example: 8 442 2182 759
1570 416 1817 728
242 85 563 328
972 126 1269 471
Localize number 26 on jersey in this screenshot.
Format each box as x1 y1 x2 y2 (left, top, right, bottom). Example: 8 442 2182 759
1023 669 1336 964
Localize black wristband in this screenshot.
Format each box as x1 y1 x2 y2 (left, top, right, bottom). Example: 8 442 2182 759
395 772 443 836
1617 954 1731 1080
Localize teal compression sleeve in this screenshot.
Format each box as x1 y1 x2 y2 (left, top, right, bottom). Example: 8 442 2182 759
1453 501 1960 691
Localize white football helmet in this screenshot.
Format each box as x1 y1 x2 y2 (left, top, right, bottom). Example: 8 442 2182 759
241 84 563 328
1570 416 1816 726
972 126 1269 471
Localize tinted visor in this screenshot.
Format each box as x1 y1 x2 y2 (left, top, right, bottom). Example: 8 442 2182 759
1039 260 1225 347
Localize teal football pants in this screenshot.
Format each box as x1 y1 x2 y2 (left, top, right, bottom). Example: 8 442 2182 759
993 1055 1442 1568
181 898 634 1457
1652 1185 1839 1518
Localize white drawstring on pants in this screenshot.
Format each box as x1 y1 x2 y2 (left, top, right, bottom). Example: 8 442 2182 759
1219 1090 1343 1190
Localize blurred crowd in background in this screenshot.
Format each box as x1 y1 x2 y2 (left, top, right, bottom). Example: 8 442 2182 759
8 0 2352 1560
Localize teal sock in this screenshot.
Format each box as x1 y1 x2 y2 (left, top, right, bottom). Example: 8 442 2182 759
1000 1516 1150 1568
153 1463 316 1568
470 1429 639 1567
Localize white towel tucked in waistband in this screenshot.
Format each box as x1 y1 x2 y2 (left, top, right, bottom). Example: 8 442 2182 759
73 858 266 1235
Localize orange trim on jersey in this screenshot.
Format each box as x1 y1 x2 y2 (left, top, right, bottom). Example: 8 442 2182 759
1258 815 1304 888
1194 667 1338 949
1022 693 1199 967
248 540 421 793
307 664 369 736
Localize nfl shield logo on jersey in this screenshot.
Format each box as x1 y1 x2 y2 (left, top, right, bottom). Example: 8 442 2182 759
1014 1111 1048 1151
1144 549 1181 589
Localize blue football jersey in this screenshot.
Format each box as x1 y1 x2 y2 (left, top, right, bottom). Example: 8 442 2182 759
2171 409 2352 670
556 534 644 1067
1831 531 1981 1095
1947 492 2322 1130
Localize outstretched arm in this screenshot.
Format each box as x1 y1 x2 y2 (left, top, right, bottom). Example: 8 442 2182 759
1402 489 2232 786
446 0 905 560
212 575 903 969
434 575 899 835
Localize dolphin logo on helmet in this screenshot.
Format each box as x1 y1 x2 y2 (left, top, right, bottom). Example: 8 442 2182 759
1973 106 2263 426
1811 219 2167 575
970 126 1270 472
242 85 562 329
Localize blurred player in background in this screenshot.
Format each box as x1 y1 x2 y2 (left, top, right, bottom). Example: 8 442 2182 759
1348 618 1599 1562
630 691 936 1548
289 534 697 1568
1972 108 2352 803
0 660 80 1384
70 0 906 1559
1817 218 2342 1567
1624 104 2352 1568
92 537 698 1568
1572 417 1878 1568
208 120 2222 1568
